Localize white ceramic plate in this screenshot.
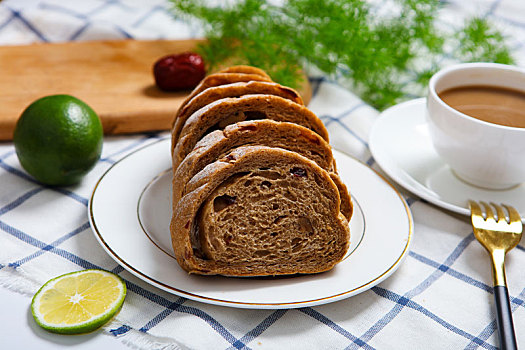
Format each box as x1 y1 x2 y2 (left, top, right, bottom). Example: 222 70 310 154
369 98 525 218
89 138 412 309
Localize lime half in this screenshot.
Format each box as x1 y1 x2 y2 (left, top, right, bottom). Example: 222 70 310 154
31 269 126 334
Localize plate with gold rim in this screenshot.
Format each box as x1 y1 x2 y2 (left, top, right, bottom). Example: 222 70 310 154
88 137 412 309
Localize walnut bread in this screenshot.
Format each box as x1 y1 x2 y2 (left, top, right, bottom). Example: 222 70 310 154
170 66 352 276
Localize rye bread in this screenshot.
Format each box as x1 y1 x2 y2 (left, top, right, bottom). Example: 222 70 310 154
171 81 304 144
172 94 329 170
171 146 350 276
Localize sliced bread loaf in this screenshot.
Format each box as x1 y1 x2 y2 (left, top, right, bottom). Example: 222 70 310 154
171 146 350 276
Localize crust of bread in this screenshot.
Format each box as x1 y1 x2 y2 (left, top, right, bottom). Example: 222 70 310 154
217 65 271 79
329 173 353 220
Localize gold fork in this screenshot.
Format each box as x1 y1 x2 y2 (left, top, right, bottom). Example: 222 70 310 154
469 201 522 350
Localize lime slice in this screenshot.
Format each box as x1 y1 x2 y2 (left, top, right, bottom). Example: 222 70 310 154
31 269 126 334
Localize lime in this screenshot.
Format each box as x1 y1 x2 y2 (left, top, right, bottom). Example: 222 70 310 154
31 269 126 335
13 95 103 186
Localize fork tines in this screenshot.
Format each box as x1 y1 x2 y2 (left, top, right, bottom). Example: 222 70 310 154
468 200 522 233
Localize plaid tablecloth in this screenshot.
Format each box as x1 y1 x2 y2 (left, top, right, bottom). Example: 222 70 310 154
1 1 524 349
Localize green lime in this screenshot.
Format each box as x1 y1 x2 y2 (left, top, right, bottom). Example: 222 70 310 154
31 269 127 335
13 95 103 186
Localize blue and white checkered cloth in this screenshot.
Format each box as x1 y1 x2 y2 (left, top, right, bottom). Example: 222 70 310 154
1 1 524 349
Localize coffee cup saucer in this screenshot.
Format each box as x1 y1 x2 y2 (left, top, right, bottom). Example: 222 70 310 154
369 98 525 218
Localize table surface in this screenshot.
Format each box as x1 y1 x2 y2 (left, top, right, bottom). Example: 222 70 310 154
1 1 525 349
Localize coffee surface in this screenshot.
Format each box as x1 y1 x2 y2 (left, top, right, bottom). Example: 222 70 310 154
438 85 525 127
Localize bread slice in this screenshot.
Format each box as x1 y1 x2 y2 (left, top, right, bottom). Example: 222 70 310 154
172 119 351 221
171 81 304 145
329 173 353 221
171 146 350 276
172 94 329 170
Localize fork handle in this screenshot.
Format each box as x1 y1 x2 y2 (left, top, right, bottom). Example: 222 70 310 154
494 286 517 350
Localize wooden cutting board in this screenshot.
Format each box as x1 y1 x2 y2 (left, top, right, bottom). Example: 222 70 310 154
0 39 311 141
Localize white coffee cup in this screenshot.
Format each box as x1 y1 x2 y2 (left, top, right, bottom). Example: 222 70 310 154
426 62 525 190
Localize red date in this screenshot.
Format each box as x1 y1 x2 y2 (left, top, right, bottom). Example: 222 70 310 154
153 52 206 91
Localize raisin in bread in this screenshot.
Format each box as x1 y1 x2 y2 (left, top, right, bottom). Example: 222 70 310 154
171 81 304 147
171 146 350 276
172 94 329 170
